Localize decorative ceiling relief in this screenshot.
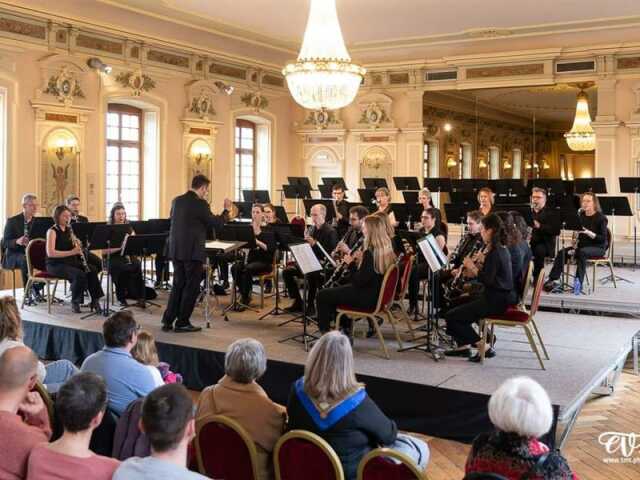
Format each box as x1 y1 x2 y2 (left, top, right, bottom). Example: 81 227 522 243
43 66 85 106
304 109 339 130
240 91 269 112
357 93 394 130
115 70 156 96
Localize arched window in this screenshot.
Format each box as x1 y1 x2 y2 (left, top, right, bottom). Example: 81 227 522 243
235 119 256 201
106 104 142 219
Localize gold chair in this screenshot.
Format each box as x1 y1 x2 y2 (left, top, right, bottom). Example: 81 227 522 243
335 264 400 359
257 251 279 309
479 271 549 370
390 254 416 339
585 228 616 292
357 447 428 479
274 430 344 480
518 261 534 310
21 239 63 314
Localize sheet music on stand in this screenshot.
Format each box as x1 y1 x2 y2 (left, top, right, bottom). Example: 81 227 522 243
289 243 323 274
417 234 447 272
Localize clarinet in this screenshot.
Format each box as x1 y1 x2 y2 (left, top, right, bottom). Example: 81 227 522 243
69 226 91 273
323 237 364 288
23 218 30 246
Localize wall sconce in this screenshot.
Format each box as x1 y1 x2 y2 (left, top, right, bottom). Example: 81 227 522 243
87 57 112 74
214 80 234 96
54 137 77 161
478 158 487 169
446 152 457 168
443 122 452 133
190 141 212 164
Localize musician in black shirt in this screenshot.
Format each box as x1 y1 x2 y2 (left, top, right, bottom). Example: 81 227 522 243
263 203 282 226
444 213 516 361
283 204 338 315
418 188 442 230
544 192 608 293
332 184 351 238
231 204 276 307
333 206 368 257
45 205 104 313
530 187 557 280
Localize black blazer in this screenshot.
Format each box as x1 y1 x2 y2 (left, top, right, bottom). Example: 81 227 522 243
530 206 557 253
71 214 89 224
167 191 227 263
2 213 29 269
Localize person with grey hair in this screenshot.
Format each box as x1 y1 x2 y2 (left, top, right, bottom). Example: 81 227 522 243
287 331 429 480
195 338 286 480
465 377 577 479
2 193 45 304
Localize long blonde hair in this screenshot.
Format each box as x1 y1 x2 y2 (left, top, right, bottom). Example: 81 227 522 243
0 296 22 341
131 330 160 366
363 215 396 274
303 331 363 404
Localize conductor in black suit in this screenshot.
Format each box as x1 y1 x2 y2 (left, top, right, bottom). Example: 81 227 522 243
161 174 231 332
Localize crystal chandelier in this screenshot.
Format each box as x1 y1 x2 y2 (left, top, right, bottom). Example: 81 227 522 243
283 0 365 111
564 89 596 151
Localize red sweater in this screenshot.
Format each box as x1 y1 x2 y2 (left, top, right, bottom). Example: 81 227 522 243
27 445 120 480
0 410 52 480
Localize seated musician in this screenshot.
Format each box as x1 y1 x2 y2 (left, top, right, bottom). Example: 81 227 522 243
477 187 494 216
495 211 525 300
231 204 276 307
407 208 447 314
1 193 44 305
45 205 104 313
104 203 147 307
544 192 608 293
66 194 103 273
333 205 368 260
283 204 338 315
316 214 396 336
262 203 282 226
530 187 557 280
375 187 398 227
418 188 442 229
444 213 516 361
332 184 351 237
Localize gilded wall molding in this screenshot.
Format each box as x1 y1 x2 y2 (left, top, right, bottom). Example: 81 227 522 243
466 63 545 79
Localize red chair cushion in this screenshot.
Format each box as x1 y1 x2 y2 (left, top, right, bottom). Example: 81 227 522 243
28 241 48 272
362 456 421 480
381 268 399 309
197 421 255 480
490 309 529 323
34 271 57 279
277 437 338 480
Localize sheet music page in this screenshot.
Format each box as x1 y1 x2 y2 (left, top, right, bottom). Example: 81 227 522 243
290 243 323 274
417 236 443 272
425 234 448 266
205 240 244 253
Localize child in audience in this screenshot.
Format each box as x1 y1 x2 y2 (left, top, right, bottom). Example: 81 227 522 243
131 331 182 387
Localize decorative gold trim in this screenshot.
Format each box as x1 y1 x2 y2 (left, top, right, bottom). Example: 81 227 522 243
274 430 344 480
466 63 544 79
617 56 640 69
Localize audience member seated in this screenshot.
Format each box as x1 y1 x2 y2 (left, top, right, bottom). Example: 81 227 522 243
196 338 286 479
114 384 207 480
286 331 429 480
81 311 157 415
0 346 52 480
0 296 77 393
131 330 168 388
465 377 578 480
26 373 120 480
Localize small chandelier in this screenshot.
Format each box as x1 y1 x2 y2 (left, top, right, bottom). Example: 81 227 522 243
564 88 596 151
283 0 365 111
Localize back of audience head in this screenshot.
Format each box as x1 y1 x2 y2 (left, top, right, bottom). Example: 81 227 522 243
0 296 21 342
489 376 552 439
56 372 107 433
141 384 194 453
131 331 159 366
225 338 267 384
510 211 529 242
0 346 38 394
103 311 138 349
304 331 362 404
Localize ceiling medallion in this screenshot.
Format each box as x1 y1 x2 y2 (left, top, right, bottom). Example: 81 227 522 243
283 0 365 111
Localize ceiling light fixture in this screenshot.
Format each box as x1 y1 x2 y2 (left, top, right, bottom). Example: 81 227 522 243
283 0 365 111
565 87 596 151
214 80 234 96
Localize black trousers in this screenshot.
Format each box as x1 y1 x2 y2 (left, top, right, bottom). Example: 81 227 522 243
46 262 104 305
110 257 143 301
316 284 378 332
231 261 271 299
283 266 321 306
444 291 510 347
155 255 169 284
162 260 203 328
408 263 429 307
531 241 552 281
548 246 605 284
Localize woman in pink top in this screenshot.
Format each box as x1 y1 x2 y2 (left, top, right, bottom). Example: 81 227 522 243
27 373 119 480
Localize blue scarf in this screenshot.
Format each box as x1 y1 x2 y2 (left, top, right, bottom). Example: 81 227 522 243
294 377 366 431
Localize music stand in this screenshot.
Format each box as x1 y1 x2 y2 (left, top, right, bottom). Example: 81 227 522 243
274 206 288 223
552 208 584 294
531 178 565 196
451 179 474 192
30 217 55 239
219 224 255 318
242 190 271 203
363 178 388 189
619 177 640 267
259 224 295 320
598 196 633 285
423 178 452 193
148 218 171 288
402 191 419 204
283 182 311 218
121 233 167 309
129 221 151 235
71 222 105 248
322 177 347 190
317 184 333 199
390 204 409 230
406 203 424 230
279 242 322 351
358 189 377 209
494 179 526 197
393 176 420 191
574 178 607 194
85 223 131 318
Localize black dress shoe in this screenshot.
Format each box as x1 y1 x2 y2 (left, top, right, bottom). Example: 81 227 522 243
118 299 129 307
469 348 497 363
284 302 303 313
174 324 202 333
444 348 472 357
543 279 558 293
161 324 173 332
90 300 103 313
71 302 82 314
